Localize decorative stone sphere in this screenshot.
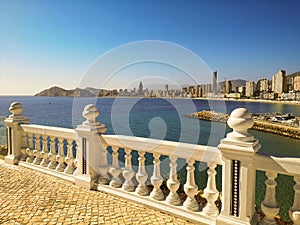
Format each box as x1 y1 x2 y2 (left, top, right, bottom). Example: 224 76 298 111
9 102 23 116
227 108 253 132
82 104 99 123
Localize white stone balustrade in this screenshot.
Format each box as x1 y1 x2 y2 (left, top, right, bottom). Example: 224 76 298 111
183 159 199 211
203 162 219 217
40 135 49 167
64 139 75 174
122 148 135 192
290 176 300 225
4 103 300 225
135 151 149 196
33 134 42 165
48 136 58 170
166 156 181 206
25 132 34 163
109 146 123 188
259 171 280 225
150 153 164 200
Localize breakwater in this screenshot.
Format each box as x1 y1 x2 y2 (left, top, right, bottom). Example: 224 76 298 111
188 110 300 139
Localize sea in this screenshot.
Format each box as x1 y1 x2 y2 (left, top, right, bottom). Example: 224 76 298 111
0 96 299 220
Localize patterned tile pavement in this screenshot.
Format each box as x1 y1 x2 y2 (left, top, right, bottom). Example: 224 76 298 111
0 159 195 225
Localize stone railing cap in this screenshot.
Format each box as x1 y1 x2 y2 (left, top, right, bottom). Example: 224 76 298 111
9 102 23 116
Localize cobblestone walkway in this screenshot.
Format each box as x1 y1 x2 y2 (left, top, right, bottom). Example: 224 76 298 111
0 159 195 225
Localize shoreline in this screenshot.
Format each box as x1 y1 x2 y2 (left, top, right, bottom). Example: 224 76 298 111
3 95 300 106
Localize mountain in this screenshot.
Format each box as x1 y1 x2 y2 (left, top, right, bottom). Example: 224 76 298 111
35 86 70 97
35 86 95 97
218 79 247 89
35 86 118 97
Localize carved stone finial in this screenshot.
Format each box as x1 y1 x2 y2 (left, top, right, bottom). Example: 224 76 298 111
226 108 254 142
9 102 23 116
82 104 99 124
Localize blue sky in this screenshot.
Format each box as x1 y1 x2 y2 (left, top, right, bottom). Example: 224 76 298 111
1 0 300 95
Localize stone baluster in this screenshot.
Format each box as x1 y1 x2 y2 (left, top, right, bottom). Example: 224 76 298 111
166 156 181 206
183 159 199 211
48 136 57 169
20 132 28 161
4 102 29 165
56 137 66 172
289 176 300 225
33 134 42 165
26 132 34 163
64 139 75 174
135 151 149 196
122 148 135 192
109 146 122 188
150 153 164 200
98 144 110 185
259 171 280 225
203 162 219 217
40 135 49 167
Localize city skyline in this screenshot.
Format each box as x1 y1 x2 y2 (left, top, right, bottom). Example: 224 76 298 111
1 1 300 95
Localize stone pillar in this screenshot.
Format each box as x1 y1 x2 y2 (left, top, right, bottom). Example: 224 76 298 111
4 102 29 165
216 108 261 225
74 104 107 190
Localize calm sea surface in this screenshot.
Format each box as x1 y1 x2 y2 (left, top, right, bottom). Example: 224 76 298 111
0 96 299 220
1 96 300 156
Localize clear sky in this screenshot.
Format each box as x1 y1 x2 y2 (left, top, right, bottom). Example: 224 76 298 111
1 0 300 95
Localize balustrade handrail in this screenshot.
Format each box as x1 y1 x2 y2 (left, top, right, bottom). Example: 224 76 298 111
21 124 76 140
254 153 300 176
102 134 222 165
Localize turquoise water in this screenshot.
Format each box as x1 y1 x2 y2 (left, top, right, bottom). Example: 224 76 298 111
0 96 300 220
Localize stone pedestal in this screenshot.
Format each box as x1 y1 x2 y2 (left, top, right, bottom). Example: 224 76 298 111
74 104 108 190
217 108 261 225
4 102 29 165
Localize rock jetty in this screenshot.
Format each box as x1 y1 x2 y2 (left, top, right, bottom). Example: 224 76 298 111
188 110 300 139
188 110 229 123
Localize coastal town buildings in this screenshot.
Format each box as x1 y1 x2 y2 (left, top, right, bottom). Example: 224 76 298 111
93 69 300 100
256 78 270 93
245 81 255 97
225 80 232 94
295 76 300 91
272 70 286 94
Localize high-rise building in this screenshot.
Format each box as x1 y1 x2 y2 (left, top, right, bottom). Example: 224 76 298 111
256 78 270 93
138 81 143 95
206 84 212 93
212 71 217 94
272 70 286 94
294 76 300 91
165 84 169 92
225 80 232 94
286 71 300 92
246 81 255 97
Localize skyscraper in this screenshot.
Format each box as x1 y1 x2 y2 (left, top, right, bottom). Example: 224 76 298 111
272 70 286 94
212 71 217 94
138 81 143 95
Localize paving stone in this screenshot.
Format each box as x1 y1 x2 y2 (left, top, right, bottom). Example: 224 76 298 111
0 159 195 224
